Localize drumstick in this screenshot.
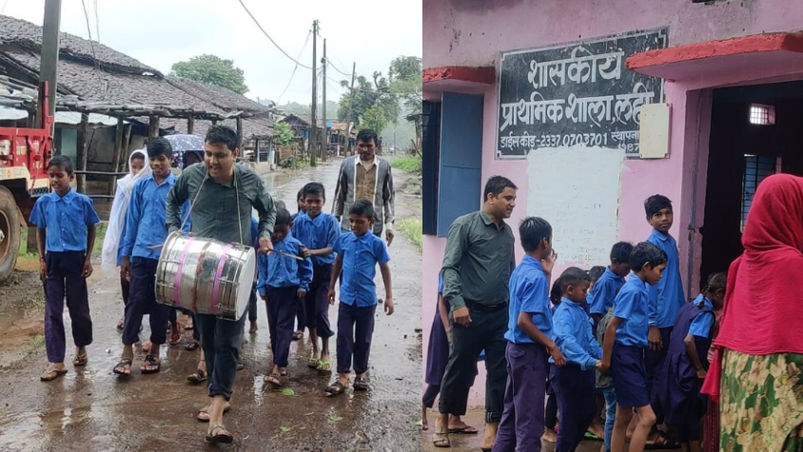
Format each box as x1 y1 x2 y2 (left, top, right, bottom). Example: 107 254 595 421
147 244 163 249
274 250 304 261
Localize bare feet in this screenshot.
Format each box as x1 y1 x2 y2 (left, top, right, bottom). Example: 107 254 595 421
543 426 557 443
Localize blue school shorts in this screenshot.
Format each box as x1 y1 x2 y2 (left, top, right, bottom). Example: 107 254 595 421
612 343 649 407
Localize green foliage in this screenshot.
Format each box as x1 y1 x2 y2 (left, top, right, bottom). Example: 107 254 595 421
397 217 422 252
171 54 248 94
389 56 423 114
391 155 422 173
273 122 295 146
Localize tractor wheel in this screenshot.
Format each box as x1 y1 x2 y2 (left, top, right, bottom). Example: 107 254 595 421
0 185 20 281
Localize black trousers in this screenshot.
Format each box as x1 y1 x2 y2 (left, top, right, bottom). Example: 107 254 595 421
439 302 508 422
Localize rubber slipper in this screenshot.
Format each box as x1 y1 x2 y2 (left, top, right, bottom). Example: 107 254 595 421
433 430 450 448
184 341 200 351
197 404 231 422
353 375 370 391
316 360 332 372
325 380 346 396
205 424 233 443
73 353 88 367
307 356 321 369
40 368 68 381
448 424 479 434
112 358 132 376
187 368 207 384
140 354 161 374
265 373 282 388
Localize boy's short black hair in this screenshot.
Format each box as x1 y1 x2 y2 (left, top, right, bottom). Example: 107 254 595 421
302 182 326 199
703 272 727 294
147 137 172 159
349 199 375 220
560 266 591 293
519 216 551 253
629 242 667 272
550 277 563 305
644 194 672 217
275 200 287 211
275 207 292 227
588 265 606 282
48 155 74 175
356 129 378 145
205 125 240 151
296 188 304 201
610 241 634 263
483 176 517 201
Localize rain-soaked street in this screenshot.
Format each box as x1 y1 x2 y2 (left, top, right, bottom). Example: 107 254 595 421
0 157 423 451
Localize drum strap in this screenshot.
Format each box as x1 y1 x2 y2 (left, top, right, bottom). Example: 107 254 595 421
180 172 209 233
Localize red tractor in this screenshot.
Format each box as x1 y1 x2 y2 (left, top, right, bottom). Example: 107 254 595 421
0 82 54 280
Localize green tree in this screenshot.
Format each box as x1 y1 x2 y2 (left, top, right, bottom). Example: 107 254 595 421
171 54 248 94
389 56 422 113
273 121 295 146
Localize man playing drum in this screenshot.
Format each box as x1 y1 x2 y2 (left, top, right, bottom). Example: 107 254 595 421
166 125 276 444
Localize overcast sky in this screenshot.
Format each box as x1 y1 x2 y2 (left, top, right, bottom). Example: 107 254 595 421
3 0 422 108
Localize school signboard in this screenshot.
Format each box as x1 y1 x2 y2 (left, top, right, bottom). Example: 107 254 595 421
496 28 668 159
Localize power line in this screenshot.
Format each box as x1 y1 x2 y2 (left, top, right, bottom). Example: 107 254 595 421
237 0 312 70
276 29 312 104
327 57 351 77
93 0 100 43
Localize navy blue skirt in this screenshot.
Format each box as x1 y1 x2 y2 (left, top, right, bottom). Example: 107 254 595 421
612 342 649 407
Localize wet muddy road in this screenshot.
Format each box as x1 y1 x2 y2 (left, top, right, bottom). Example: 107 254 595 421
0 157 423 451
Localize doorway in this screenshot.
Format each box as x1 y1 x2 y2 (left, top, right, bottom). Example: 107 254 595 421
700 81 803 288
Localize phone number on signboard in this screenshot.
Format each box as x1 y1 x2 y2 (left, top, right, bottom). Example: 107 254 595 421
537 133 608 148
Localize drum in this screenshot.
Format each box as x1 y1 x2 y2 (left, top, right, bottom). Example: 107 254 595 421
155 232 255 321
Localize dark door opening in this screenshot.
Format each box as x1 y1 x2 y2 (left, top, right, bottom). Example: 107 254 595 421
700 81 803 288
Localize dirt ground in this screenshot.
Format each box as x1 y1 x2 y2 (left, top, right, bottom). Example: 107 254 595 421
0 157 423 451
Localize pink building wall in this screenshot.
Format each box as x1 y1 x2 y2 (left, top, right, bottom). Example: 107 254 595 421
423 0 803 407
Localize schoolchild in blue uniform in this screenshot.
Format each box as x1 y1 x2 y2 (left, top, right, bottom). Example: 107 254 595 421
551 267 603 452
543 276 565 443
292 182 340 372
114 138 178 376
258 208 313 388
31 155 100 381
325 200 393 395
290 187 306 339
588 242 633 324
643 194 685 420
658 272 725 452
492 217 565 452
600 241 667 452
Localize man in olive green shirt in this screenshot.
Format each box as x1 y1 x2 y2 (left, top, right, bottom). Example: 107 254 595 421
434 176 517 450
166 125 275 444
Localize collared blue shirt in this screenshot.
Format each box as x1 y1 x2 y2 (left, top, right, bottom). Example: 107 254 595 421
291 211 340 266
257 232 313 293
122 173 177 260
505 255 552 344
334 231 390 307
29 189 100 252
588 267 626 316
647 229 685 328
688 294 715 338
552 297 602 370
613 274 650 347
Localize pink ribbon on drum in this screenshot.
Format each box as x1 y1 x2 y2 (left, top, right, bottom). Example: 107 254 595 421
210 244 234 316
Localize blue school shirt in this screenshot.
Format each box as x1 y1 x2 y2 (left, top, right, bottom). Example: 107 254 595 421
334 231 390 307
588 267 626 316
504 255 552 344
647 229 685 328
122 173 177 260
291 211 339 266
29 189 100 252
552 297 603 370
613 274 650 347
687 294 715 338
257 232 313 293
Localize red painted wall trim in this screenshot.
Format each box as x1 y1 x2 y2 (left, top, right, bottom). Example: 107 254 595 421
423 66 496 84
627 32 803 71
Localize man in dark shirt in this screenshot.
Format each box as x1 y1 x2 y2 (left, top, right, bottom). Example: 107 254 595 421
166 125 276 444
433 176 517 450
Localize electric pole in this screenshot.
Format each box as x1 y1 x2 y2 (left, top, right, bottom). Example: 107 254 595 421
309 20 318 166
345 62 356 155
38 0 61 131
321 38 327 162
